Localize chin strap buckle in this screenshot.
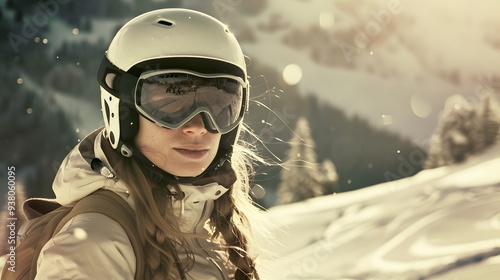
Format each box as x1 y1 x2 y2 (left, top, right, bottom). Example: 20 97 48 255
91 158 117 180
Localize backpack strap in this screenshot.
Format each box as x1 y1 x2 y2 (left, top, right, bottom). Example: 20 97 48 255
31 190 144 279
6 206 74 279
23 198 61 220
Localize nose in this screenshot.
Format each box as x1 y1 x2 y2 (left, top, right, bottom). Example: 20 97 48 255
182 114 207 135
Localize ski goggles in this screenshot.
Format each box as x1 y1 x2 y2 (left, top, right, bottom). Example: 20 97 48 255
135 70 247 134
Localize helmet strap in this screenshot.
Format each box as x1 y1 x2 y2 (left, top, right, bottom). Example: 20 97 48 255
119 103 140 143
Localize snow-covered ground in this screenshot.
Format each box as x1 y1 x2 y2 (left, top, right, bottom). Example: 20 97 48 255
259 143 500 279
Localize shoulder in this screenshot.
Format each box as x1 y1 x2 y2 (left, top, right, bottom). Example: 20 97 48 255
35 213 135 279
56 212 133 244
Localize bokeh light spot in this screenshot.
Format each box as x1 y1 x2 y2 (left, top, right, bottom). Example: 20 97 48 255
282 64 303 86
319 11 335 29
73 228 87 240
411 94 432 118
382 114 393 125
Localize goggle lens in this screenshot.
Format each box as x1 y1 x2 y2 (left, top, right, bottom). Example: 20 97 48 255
136 71 245 133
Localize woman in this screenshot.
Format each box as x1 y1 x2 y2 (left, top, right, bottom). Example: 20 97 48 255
34 8 267 279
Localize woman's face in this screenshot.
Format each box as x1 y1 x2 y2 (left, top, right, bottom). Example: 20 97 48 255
135 114 221 177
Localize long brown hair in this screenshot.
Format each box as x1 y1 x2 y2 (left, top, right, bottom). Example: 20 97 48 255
105 126 267 279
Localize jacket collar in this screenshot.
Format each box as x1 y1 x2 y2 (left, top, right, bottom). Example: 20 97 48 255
52 128 230 207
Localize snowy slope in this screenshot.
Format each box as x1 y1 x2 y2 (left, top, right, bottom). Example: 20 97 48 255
259 143 500 279
237 0 500 143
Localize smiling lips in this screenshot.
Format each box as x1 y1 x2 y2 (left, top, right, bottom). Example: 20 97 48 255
174 147 209 159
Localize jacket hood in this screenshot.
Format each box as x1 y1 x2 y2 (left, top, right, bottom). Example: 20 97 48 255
52 128 131 206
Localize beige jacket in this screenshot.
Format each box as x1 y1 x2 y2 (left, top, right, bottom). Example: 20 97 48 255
34 129 231 279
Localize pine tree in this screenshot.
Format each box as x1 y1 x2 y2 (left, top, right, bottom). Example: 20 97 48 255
276 117 324 204
320 159 339 194
473 97 500 151
425 96 475 168
425 95 500 168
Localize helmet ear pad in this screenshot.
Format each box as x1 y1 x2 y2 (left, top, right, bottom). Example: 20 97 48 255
119 103 140 143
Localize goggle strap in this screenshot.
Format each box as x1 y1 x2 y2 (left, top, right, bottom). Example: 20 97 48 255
130 57 246 82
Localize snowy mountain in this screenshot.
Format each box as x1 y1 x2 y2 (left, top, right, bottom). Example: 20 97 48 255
259 142 500 279
233 0 500 144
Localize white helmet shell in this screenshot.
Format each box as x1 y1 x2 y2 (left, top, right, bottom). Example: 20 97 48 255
107 9 247 74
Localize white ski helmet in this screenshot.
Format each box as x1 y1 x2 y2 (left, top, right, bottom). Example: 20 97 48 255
97 8 249 158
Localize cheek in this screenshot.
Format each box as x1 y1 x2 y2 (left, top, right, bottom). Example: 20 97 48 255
211 136 222 160
135 117 160 148
211 135 222 149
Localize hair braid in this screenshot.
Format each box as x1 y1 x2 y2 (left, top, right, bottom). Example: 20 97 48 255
212 191 259 280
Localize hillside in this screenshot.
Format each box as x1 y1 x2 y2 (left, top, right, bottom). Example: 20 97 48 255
245 60 423 205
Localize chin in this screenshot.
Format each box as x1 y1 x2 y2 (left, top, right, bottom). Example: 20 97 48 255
169 166 207 178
